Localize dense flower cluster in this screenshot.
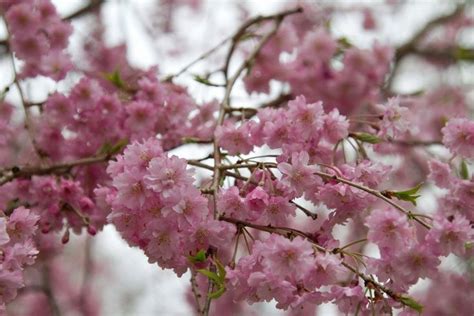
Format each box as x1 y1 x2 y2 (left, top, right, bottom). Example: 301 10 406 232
226 235 347 310
3 0 73 80
0 207 39 312
103 138 235 276
244 26 392 114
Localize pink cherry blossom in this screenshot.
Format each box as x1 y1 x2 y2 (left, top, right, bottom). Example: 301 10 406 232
442 118 474 158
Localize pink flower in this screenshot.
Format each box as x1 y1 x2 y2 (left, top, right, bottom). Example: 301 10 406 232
366 207 415 257
259 196 296 226
377 97 412 139
164 187 207 225
122 138 163 172
4 239 38 267
6 207 39 243
0 268 24 303
5 3 40 36
331 285 368 315
287 96 324 139
353 160 390 188
260 235 315 281
426 214 473 256
145 155 193 197
442 118 474 158
217 187 247 220
10 34 48 61
299 28 337 63
215 121 253 155
125 101 158 140
428 160 453 188
39 52 74 80
244 186 269 219
113 169 150 210
278 151 318 196
393 245 440 286
304 253 342 289
44 21 73 49
323 108 349 143
43 93 73 122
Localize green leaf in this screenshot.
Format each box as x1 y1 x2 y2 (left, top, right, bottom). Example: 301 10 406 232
188 250 207 263
215 259 227 283
196 269 221 284
104 70 125 89
110 139 128 155
460 160 469 180
400 295 423 313
98 139 128 156
239 32 257 42
392 183 423 206
455 47 474 61
351 132 382 144
208 286 226 299
193 75 213 86
337 37 353 49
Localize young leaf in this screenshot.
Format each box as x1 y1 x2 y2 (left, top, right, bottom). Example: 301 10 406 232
188 250 207 264
215 259 227 283
110 139 129 155
337 36 353 49
196 269 221 284
455 46 474 61
460 160 469 180
208 286 226 299
351 132 382 144
400 295 424 313
193 75 214 86
98 139 128 156
392 183 423 206
104 70 125 89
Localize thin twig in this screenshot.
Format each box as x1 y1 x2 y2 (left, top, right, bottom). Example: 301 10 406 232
0 154 111 186
314 170 431 229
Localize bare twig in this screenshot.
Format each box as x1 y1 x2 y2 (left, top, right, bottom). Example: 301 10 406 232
0 154 111 186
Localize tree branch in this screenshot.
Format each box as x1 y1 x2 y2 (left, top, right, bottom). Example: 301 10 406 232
0 154 111 186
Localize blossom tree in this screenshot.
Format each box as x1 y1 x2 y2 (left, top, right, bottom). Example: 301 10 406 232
0 0 473 315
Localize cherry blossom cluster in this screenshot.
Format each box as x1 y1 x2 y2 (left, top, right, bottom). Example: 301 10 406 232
103 138 235 276
244 24 392 114
226 234 342 310
2 0 73 80
1 176 101 237
36 73 206 164
0 207 39 312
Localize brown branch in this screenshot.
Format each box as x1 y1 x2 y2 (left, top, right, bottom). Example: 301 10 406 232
222 7 303 80
0 154 111 186
190 270 203 314
201 11 303 312
220 215 414 309
389 139 442 147
314 170 431 229
387 4 466 90
394 4 466 62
